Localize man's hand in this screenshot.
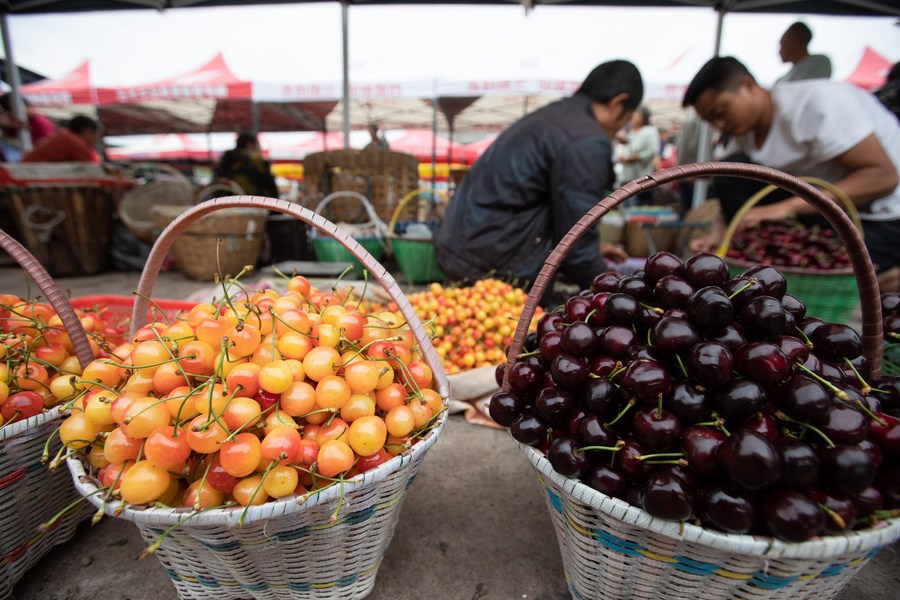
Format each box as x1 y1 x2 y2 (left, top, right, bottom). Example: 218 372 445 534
601 242 628 263
739 201 796 230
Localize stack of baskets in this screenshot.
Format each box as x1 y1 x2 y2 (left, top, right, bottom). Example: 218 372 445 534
310 192 388 275
502 163 900 600
118 163 195 244
66 195 449 600
388 188 447 284
716 179 861 323
0 229 97 597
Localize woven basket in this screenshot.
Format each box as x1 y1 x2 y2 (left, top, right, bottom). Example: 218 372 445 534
119 180 195 243
310 192 388 275
0 229 96 597
503 162 894 600
717 178 862 323
387 188 446 284
68 196 450 600
153 205 268 281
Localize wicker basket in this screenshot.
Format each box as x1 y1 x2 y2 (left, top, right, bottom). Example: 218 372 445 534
717 178 862 323
503 162 894 600
69 195 450 600
302 149 420 224
387 188 446 284
0 229 96 597
153 205 268 281
119 180 195 243
310 192 388 275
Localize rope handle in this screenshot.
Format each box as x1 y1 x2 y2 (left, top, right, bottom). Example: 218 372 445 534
502 162 883 385
0 228 95 369
715 176 863 257
130 195 447 386
387 188 448 238
313 191 388 237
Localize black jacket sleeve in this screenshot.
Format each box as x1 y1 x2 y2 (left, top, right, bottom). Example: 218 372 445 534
550 135 613 289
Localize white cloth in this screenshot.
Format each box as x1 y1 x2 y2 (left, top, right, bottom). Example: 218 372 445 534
735 80 900 222
775 54 832 84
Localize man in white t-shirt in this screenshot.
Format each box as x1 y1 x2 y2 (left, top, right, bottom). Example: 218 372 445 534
683 57 900 292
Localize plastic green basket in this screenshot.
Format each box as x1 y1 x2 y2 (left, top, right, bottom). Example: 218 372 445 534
311 236 384 275
882 343 900 377
726 261 858 323
392 238 445 284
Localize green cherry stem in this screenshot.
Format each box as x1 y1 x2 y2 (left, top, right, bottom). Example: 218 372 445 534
607 398 636 426
795 363 849 401
775 411 835 448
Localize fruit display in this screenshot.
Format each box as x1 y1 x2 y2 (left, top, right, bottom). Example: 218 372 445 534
726 221 850 270
0 294 125 427
385 279 543 375
491 251 898 542
51 275 444 523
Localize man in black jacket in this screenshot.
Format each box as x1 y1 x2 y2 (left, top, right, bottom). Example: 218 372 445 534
434 60 641 290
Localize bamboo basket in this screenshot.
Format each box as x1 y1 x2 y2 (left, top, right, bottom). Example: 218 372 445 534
716 178 862 323
0 229 96 597
68 196 450 600
503 162 896 600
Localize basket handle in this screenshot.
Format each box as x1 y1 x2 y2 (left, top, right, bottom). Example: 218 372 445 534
502 162 883 384
387 188 448 238
314 191 385 231
715 176 864 257
130 195 447 382
0 228 95 369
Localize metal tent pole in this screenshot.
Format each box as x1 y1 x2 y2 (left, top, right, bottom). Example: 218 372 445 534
0 13 32 152
341 1 350 149
691 5 726 208
430 95 438 190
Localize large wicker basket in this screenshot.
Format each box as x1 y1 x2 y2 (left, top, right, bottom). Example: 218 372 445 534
0 229 96 597
152 205 268 281
68 196 450 600
503 163 896 600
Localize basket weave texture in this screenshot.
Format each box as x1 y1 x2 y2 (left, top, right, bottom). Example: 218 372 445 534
153 206 267 281
119 180 195 243
502 163 893 600
302 149 420 224
0 229 96 596
70 196 450 600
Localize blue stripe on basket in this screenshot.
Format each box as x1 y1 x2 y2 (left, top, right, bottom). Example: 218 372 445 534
163 562 377 591
542 481 883 590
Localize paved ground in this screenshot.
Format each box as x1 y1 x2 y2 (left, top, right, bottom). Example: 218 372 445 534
2 266 898 600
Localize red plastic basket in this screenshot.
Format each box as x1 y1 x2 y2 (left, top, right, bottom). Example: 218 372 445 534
70 295 196 331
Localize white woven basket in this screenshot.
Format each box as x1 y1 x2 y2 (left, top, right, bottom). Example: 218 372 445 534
523 445 900 600
66 195 451 600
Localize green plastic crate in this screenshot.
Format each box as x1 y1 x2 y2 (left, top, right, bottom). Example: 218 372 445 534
726 261 858 323
311 236 384 276
392 238 445 284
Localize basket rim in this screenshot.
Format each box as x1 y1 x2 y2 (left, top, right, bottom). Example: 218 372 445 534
724 256 855 276
67 406 447 528
0 405 67 443
521 443 900 560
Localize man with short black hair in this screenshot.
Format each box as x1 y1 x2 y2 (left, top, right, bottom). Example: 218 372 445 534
684 56 900 292
434 60 640 290
22 115 100 163
776 22 832 84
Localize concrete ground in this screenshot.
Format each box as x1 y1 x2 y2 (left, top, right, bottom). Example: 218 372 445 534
2 266 898 600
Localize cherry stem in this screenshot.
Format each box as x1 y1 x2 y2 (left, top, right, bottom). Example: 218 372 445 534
710 412 731 436
657 394 663 419
577 440 625 453
607 398 636 426
854 400 887 427
639 302 664 315
694 418 725 428
818 503 847 531
39 487 106 534
584 309 598 323
675 354 688 379
607 365 627 381
516 349 541 359
795 363 849 401
842 358 873 395
238 459 280 527
726 279 756 300
636 452 684 461
775 411 835 448
644 458 689 466
794 327 814 350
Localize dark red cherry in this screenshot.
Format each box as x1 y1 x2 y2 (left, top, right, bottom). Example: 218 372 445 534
811 323 863 362
506 360 544 400
778 374 831 420
599 325 638 359
590 271 622 293
882 292 900 315
589 355 619 377
537 313 565 338
565 295 592 323
637 306 662 330
488 392 524 427
853 486 884 517
781 293 806 320
799 317 825 341
814 403 868 445
722 276 764 312
878 465 900 508
807 489 856 534
560 321 599 357
576 414 617 447
740 296 787 341
713 380 768 424
685 286 734 333
684 252 729 288
760 489 825 542
699 485 756 534
620 359 672 404
666 381 710 423
706 323 747 352
583 378 621 417
734 342 790 387
644 251 683 284
535 386 576 426
551 354 589 390
742 265 787 299
773 335 810 364
654 275 694 309
632 407 681 451
857 438 883 471
776 438 820 487
588 293 611 327
539 330 564 363
718 429 781 490
651 317 700 356
510 414 549 447
867 413 900 458
682 426 725 478
617 274 650 300
494 362 507 388
739 411 778 443
583 464 627 498
615 440 648 480
642 472 694 521
604 293 640 325
818 444 877 496
548 436 588 478
687 342 733 389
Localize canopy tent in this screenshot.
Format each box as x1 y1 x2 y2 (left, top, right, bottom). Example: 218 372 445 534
106 133 214 161
0 58 44 85
386 129 467 163
20 60 101 106
845 46 892 91
265 131 347 160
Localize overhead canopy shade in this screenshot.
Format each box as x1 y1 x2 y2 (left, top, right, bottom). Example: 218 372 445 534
210 99 339 132
0 58 44 85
